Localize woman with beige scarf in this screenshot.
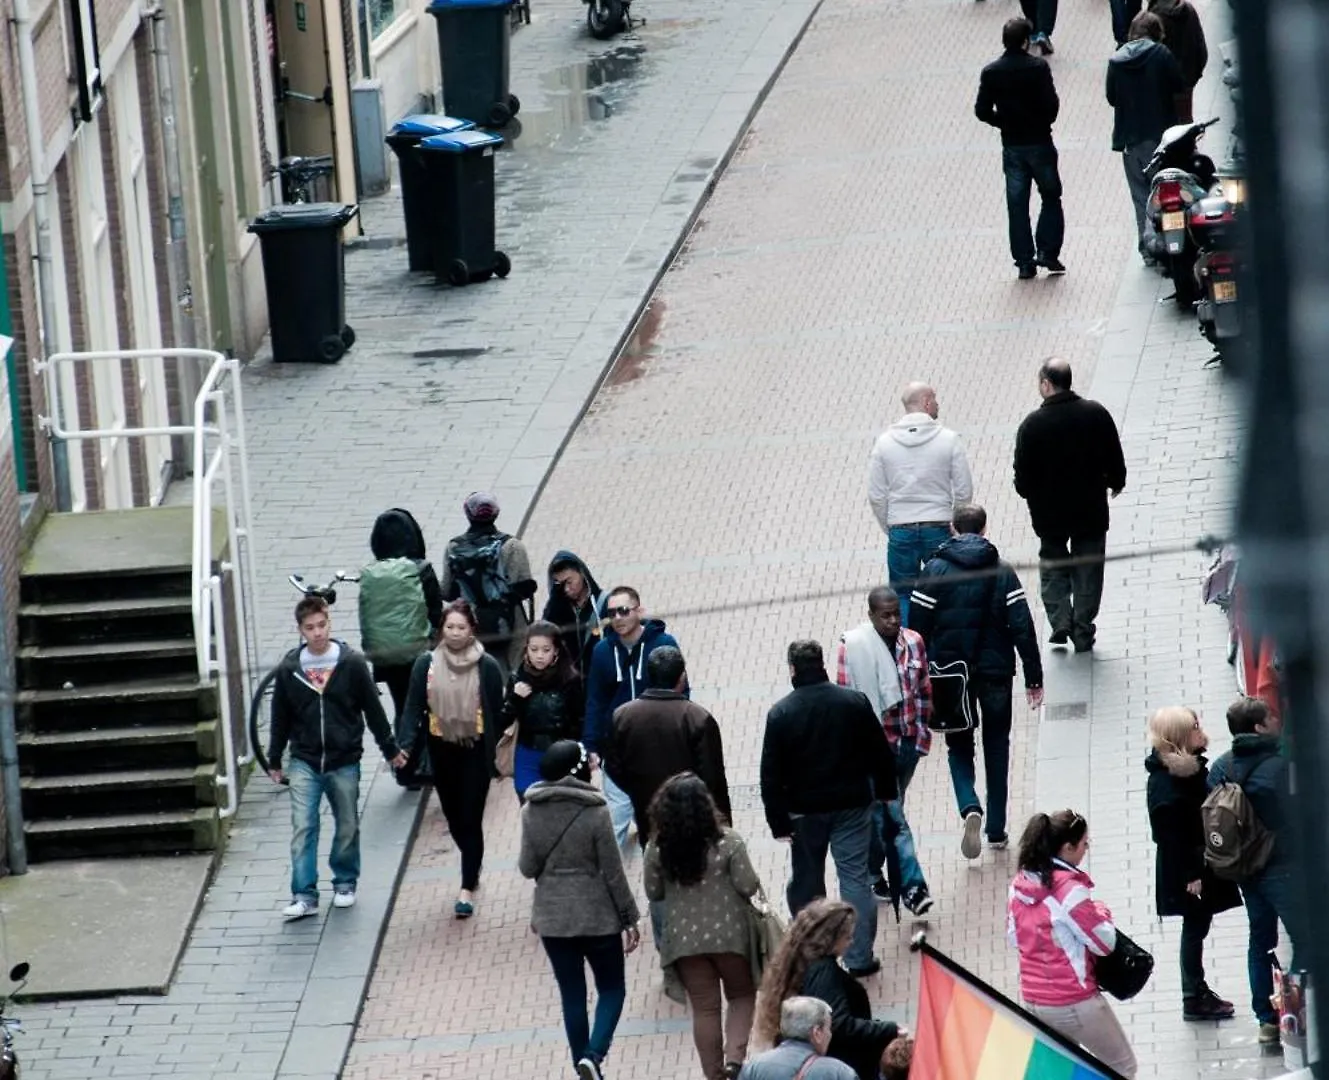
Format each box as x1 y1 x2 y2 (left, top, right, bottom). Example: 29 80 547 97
400 599 506 917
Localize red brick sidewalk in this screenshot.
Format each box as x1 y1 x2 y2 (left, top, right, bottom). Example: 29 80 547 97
344 0 1259 1077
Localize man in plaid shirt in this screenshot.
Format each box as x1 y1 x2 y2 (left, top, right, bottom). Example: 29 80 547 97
836 586 935 916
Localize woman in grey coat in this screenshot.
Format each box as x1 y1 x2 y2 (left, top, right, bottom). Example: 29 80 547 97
519 740 641 1080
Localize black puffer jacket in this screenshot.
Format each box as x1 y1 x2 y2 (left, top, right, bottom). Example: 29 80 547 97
910 535 1043 688
501 666 585 752
1146 748 1241 917
269 641 400 773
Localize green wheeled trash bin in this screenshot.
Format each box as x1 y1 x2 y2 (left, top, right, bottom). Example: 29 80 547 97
418 130 510 286
385 114 474 271
248 203 359 362
427 0 521 127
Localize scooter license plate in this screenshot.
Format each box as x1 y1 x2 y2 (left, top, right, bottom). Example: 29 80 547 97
1213 280 1238 303
1162 211 1185 231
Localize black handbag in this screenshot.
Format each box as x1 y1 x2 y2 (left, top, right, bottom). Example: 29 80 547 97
1093 928 1155 1001
926 575 996 733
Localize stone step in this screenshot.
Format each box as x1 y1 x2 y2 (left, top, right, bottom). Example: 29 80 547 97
21 765 217 818
19 596 194 649
18 722 217 775
23 807 219 861
17 676 219 734
18 637 198 692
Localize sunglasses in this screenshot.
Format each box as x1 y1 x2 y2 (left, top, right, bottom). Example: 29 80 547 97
607 605 637 618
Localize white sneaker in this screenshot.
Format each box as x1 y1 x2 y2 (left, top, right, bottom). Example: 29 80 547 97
576 1058 604 1080
961 811 983 860
333 889 356 909
282 898 318 920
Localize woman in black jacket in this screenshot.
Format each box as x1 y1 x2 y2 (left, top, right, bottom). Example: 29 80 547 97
754 899 900 1080
1146 706 1241 1020
501 620 585 801
399 600 505 918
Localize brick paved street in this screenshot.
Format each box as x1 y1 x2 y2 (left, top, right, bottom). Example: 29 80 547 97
346 0 1285 1078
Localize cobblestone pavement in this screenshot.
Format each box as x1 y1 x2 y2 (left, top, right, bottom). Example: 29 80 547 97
11 0 822 1075
346 0 1285 1078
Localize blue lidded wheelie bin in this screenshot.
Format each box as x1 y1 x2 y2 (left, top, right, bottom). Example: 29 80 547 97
385 114 474 271
418 130 510 286
248 203 359 362
427 0 521 128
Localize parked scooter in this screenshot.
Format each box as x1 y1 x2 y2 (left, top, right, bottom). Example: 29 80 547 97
0 961 29 1080
1144 118 1220 309
1190 169 1245 356
584 0 633 39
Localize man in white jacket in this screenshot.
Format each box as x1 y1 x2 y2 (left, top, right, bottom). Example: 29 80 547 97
868 383 974 623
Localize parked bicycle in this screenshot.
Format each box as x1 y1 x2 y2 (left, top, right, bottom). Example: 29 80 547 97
275 155 335 204
0 961 29 1080
249 571 359 781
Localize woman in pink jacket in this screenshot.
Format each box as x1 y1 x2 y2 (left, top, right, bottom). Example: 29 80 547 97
1007 810 1137 1078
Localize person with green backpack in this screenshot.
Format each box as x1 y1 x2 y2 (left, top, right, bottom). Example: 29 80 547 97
1204 696 1307 1046
359 509 443 785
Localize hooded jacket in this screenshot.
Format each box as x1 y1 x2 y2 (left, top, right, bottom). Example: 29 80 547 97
541 550 607 677
1145 748 1242 917
583 619 682 751
910 535 1043 687
867 414 974 530
1007 862 1117 1007
1207 733 1293 870
269 640 400 773
1013 390 1127 539
1149 0 1208 87
1106 37 1186 151
518 777 640 937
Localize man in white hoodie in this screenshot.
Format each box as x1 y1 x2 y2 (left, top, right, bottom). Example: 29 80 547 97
868 383 975 624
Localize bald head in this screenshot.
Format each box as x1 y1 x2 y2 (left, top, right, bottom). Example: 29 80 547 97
901 382 939 419
1038 358 1072 398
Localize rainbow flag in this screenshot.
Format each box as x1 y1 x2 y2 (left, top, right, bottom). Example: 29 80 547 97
911 942 1127 1080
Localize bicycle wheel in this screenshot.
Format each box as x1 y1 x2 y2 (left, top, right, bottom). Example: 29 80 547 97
249 666 287 784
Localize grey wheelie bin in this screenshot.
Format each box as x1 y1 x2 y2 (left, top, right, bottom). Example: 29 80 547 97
248 203 359 362
426 0 521 127
385 114 474 271
418 130 510 286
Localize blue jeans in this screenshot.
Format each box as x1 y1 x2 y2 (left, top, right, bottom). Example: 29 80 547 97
787 806 876 969
1002 144 1064 268
288 758 361 903
601 772 635 849
1241 867 1306 1024
887 524 952 626
870 742 926 894
945 677 1013 842
542 934 627 1066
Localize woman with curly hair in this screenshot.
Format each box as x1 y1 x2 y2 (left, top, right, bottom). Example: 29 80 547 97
754 900 900 1080
399 599 505 918
644 773 762 1080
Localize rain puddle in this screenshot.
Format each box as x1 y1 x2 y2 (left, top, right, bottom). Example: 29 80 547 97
505 44 647 146
605 297 665 386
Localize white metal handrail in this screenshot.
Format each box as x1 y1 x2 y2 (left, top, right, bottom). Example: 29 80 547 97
35 348 259 819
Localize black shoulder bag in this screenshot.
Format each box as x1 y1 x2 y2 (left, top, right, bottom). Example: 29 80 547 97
1094 926 1155 1001
927 574 997 732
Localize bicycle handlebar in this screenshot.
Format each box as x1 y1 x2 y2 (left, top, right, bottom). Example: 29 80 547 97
287 571 359 603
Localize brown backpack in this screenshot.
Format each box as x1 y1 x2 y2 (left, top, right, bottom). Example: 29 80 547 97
1202 757 1276 882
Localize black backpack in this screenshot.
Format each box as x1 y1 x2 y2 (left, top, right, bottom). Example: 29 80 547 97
448 532 514 638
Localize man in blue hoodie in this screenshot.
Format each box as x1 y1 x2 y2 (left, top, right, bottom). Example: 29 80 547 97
911 505 1043 859
584 586 682 848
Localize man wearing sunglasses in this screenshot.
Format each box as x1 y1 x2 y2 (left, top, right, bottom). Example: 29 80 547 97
584 586 684 848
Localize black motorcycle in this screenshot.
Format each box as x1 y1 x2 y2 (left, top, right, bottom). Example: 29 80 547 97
584 0 633 38
1144 118 1220 309
1190 169 1244 355
0 962 29 1080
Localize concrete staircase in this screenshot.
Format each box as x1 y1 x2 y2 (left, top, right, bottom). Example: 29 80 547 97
16 510 224 861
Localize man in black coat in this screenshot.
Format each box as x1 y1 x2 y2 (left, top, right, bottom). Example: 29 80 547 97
911 505 1043 859
1013 358 1126 653
760 640 897 978
1107 11 1186 262
976 18 1064 280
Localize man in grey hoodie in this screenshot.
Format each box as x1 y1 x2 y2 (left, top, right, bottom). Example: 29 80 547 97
867 383 974 625
1107 11 1186 262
